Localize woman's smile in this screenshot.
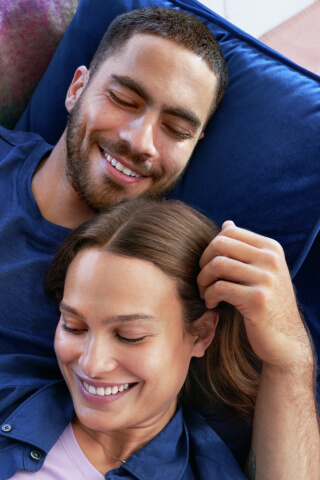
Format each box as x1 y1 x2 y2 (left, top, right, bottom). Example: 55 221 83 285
75 374 137 405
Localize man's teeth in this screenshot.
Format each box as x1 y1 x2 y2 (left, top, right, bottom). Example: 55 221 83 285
84 382 129 396
105 154 141 178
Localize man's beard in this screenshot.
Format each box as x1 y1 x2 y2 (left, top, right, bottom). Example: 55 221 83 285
65 97 184 212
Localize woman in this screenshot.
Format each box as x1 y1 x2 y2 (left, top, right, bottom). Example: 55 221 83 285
9 199 261 479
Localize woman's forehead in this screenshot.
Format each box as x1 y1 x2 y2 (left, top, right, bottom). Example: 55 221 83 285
63 249 183 322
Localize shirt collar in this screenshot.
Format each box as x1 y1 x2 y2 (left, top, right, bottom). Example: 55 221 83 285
114 405 189 480
2 379 74 453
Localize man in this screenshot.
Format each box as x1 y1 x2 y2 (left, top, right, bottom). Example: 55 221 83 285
0 7 227 358
0 7 318 479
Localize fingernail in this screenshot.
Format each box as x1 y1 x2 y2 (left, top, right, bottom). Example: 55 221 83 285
222 220 235 228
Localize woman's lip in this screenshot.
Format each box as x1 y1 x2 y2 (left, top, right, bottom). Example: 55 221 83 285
76 374 135 389
75 376 137 404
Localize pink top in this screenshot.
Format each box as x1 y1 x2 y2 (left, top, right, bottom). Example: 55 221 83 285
12 423 105 480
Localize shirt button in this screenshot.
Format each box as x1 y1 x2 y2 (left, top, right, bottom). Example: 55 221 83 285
30 450 42 461
1 424 12 433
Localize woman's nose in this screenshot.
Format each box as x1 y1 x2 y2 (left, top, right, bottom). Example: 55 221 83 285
79 337 118 379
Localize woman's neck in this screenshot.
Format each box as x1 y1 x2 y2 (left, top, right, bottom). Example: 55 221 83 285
71 402 177 474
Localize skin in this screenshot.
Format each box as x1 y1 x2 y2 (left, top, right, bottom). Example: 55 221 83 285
31 34 217 228
55 249 216 474
198 221 320 480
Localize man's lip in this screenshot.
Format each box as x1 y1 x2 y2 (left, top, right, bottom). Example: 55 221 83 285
99 145 147 177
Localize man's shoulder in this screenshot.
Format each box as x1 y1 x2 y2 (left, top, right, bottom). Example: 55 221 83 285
0 127 52 164
0 126 53 178
0 125 47 149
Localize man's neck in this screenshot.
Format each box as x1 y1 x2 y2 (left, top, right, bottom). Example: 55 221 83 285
31 130 94 230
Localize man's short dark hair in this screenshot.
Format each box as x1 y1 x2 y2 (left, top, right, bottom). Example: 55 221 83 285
88 7 228 115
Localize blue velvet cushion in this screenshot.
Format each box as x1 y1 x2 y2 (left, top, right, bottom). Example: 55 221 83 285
15 0 320 278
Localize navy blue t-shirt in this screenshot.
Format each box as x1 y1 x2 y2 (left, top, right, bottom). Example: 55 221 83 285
0 126 252 465
0 126 71 357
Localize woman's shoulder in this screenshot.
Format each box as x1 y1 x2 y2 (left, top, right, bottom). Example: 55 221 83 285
183 408 247 480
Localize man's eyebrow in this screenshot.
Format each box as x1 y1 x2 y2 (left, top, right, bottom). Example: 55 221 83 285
163 107 201 129
110 74 152 104
60 302 155 324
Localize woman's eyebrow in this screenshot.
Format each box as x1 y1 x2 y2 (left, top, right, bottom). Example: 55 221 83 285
60 302 84 318
60 302 155 324
102 314 156 325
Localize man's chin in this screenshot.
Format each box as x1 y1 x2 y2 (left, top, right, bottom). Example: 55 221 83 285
69 169 180 212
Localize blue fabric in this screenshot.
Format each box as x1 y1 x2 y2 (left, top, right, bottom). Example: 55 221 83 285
15 0 320 275
0 355 246 480
14 0 320 400
0 126 70 357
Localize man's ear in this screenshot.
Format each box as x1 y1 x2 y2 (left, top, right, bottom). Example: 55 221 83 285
191 310 219 358
199 131 205 140
65 66 89 113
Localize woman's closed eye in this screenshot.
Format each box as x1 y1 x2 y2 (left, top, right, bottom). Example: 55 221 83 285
116 334 146 344
61 323 87 335
61 322 147 343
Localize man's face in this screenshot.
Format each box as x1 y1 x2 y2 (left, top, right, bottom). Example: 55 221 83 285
65 34 217 211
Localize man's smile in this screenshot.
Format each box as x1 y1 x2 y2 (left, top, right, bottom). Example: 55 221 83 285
105 154 142 178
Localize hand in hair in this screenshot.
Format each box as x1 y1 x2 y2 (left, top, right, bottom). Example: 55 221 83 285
197 221 313 371
198 221 319 480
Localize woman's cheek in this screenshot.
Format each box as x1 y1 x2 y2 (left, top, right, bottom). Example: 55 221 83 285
54 325 77 365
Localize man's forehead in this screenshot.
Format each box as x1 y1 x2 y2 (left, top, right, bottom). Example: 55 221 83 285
99 32 210 74
107 32 190 58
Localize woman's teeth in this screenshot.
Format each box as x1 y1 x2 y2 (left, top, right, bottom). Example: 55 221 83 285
83 381 130 396
105 154 141 178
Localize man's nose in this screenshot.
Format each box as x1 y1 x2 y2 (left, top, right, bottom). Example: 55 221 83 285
79 337 118 379
118 114 157 159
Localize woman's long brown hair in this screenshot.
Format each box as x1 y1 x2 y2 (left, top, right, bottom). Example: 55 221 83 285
45 199 261 420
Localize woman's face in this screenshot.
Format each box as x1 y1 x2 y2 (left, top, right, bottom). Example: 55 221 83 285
54 248 205 437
